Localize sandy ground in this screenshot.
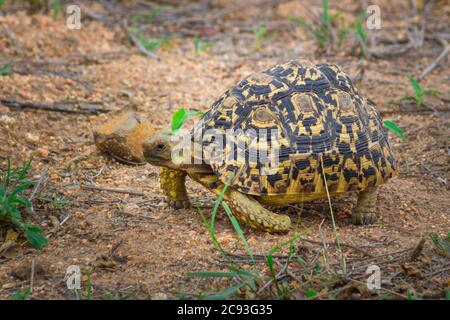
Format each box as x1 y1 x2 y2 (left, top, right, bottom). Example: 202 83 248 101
0 0 449 299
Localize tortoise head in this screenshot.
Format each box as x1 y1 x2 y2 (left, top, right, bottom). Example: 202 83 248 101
143 135 180 169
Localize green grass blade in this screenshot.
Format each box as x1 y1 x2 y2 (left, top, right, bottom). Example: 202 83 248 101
407 74 422 96
383 120 405 140
210 174 234 232
193 199 226 255
204 281 246 300
407 74 423 108
322 0 329 24
356 13 367 42
222 202 254 263
287 17 313 31
53 0 60 17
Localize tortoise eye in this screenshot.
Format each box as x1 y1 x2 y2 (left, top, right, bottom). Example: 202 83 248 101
156 143 166 150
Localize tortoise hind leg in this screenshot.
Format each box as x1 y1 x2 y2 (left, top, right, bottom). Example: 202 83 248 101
160 168 191 209
193 173 291 233
227 190 291 233
352 187 378 225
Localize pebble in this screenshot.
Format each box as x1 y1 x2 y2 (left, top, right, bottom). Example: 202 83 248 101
2 282 15 289
36 147 49 158
25 133 40 144
151 292 168 300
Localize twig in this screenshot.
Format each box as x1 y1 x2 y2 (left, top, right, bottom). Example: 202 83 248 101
29 167 49 203
426 264 450 277
1 24 23 53
59 215 71 226
110 240 128 263
87 165 107 184
300 238 374 258
122 19 160 61
1 99 111 115
420 161 447 185
418 41 449 80
30 259 35 294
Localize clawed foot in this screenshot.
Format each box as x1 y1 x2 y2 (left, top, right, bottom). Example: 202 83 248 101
168 198 191 209
351 210 377 225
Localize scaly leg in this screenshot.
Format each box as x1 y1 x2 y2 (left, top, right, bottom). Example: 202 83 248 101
192 173 291 233
352 187 378 225
160 168 191 209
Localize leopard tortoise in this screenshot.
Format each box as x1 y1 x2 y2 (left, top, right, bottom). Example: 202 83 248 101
142 59 397 233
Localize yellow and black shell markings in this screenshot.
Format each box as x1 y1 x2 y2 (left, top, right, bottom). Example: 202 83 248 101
195 59 397 197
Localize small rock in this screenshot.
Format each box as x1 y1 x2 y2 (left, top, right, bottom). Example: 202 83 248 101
0 115 16 125
123 203 141 214
25 133 40 145
2 282 15 289
151 292 168 300
36 147 49 158
73 211 84 220
93 113 156 163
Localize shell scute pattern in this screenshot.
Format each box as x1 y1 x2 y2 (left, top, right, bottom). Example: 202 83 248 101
197 59 397 197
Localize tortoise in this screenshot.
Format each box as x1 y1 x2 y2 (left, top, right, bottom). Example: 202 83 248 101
142 59 397 233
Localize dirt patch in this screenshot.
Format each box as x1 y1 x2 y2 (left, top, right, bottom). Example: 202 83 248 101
0 0 448 299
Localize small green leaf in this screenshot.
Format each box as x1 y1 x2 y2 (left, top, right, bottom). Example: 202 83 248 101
406 292 423 300
383 120 405 141
0 62 11 76
445 288 450 300
170 108 204 133
171 108 188 132
138 36 170 51
0 0 4 8
10 288 30 300
306 289 317 299
23 224 48 250
254 26 267 38
11 196 31 208
423 88 441 96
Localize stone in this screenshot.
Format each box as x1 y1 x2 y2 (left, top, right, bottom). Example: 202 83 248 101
93 113 156 163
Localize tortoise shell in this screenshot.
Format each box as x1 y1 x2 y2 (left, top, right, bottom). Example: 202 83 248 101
193 59 397 196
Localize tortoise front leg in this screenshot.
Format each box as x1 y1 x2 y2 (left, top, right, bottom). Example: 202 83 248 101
352 187 378 225
159 168 191 209
193 173 291 233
